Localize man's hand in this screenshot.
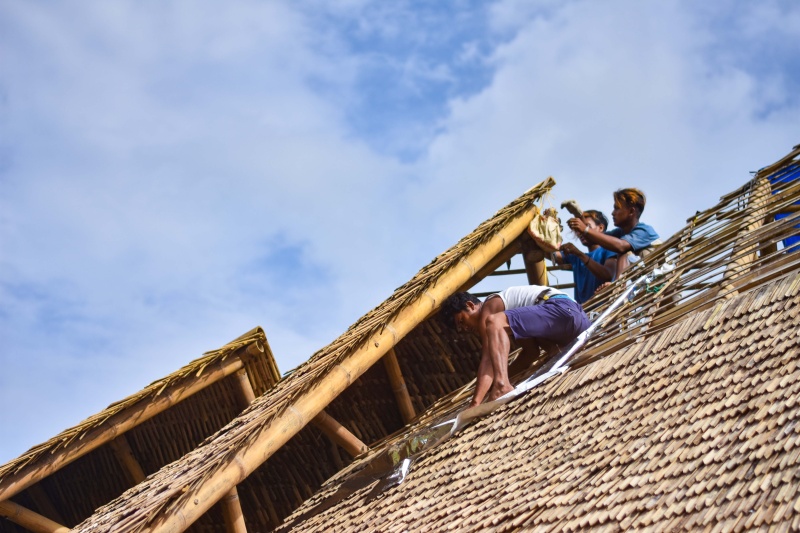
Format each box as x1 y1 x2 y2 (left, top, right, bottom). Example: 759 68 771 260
595 282 611 294
567 217 588 234
560 242 583 257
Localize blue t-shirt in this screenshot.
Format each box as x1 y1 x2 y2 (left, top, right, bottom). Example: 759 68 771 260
564 246 614 304
607 222 659 254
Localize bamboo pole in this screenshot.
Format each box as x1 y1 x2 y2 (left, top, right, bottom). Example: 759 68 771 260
146 203 539 533
221 487 247 533
311 411 369 458
108 434 146 485
457 239 521 293
382 349 416 424
721 177 772 297
220 368 258 533
0 500 69 533
0 355 247 503
232 369 257 409
520 235 548 286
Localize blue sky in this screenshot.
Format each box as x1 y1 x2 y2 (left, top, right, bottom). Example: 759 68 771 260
1 0 798 462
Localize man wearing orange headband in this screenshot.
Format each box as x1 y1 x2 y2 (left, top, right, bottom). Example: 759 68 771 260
567 188 660 278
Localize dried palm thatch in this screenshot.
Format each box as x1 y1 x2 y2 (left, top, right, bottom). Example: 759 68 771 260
280 269 800 532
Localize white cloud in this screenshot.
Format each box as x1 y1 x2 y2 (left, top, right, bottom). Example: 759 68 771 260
1 0 798 462
411 0 799 245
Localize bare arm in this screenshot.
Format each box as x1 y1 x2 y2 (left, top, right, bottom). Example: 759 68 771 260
560 243 613 282
470 296 509 407
567 218 632 254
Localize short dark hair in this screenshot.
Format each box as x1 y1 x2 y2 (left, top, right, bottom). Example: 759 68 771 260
613 188 646 216
439 292 480 329
583 210 608 231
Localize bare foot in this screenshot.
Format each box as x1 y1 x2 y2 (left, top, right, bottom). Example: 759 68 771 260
594 282 611 294
486 382 514 402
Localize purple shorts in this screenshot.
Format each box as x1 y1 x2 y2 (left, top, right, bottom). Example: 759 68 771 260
504 298 590 345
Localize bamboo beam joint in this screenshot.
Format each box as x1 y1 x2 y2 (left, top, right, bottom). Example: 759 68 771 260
233 368 257 409
221 487 248 533
311 410 369 458
108 434 146 485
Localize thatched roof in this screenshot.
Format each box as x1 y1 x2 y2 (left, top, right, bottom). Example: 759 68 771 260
274 144 800 531
6 178 555 532
281 270 800 531
0 328 279 532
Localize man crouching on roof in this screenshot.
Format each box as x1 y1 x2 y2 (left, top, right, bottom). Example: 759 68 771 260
440 286 591 408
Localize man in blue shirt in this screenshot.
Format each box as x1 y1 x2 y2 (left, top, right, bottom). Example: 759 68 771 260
567 188 660 278
551 210 615 304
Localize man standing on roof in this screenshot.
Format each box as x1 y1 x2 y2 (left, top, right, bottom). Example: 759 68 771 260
551 209 616 305
567 188 660 278
440 286 590 407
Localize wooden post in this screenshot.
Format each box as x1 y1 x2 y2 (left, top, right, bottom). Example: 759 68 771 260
145 199 542 533
0 500 69 533
311 410 369 458
0 355 247 503
220 365 257 533
520 234 548 286
721 177 772 297
221 487 247 533
382 349 416 424
232 368 257 409
108 434 146 485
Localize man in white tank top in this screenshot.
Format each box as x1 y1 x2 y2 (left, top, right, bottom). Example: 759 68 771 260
440 285 590 407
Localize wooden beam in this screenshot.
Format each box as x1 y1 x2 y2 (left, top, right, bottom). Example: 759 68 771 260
457 239 522 293
721 177 772 297
108 435 146 485
0 354 247 503
221 369 256 533
221 487 248 533
776 205 800 215
520 235 548 286
488 264 572 276
382 349 416 424
145 198 542 533
0 500 69 533
488 267 527 276
311 410 369 458
232 369 257 409
472 283 574 298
